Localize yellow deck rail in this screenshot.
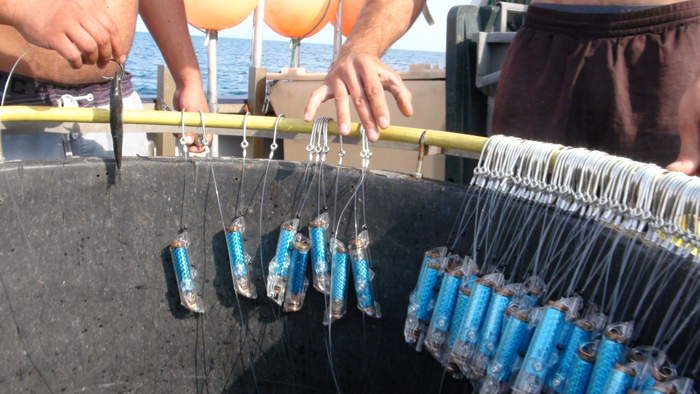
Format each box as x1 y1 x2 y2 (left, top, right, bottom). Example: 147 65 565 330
0 106 488 156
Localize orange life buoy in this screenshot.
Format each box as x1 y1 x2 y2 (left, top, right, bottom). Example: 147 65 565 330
265 0 340 39
330 0 366 37
184 0 259 31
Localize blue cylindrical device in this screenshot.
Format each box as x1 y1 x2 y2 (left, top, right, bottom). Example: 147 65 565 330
416 260 443 321
172 244 194 292
449 272 499 364
353 259 373 308
627 347 676 390
309 213 330 293
329 241 349 320
267 219 300 305
641 379 694 394
459 278 496 344
411 254 432 300
448 285 472 348
169 234 204 313
489 307 529 383
585 323 631 394
601 365 635 394
522 275 546 309
514 300 574 394
639 375 657 391
523 303 568 377
519 315 538 356
479 286 515 356
310 227 327 273
501 307 513 339
524 294 541 308
349 231 381 318
424 256 464 360
289 241 309 295
647 363 676 388
284 234 310 312
275 223 297 276
226 230 247 276
331 247 348 302
549 320 594 393
464 273 478 290
563 341 598 394
505 281 541 340
404 248 447 349
225 217 257 299
430 274 462 332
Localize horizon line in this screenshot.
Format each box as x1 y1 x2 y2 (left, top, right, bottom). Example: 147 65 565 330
132 31 447 54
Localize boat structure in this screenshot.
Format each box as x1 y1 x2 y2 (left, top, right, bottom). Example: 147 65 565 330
0 1 699 394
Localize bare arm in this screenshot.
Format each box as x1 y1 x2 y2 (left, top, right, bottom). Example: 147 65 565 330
139 0 210 152
0 0 125 69
305 0 426 141
343 0 426 59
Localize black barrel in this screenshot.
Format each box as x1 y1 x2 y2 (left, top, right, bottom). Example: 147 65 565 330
0 158 696 393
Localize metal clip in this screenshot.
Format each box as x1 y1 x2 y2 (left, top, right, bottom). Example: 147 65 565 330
156 97 174 112
269 113 285 160
360 126 372 169
307 118 319 162
321 117 331 163
262 79 278 115
197 109 210 149
338 134 346 166
179 109 187 146
413 130 427 179
241 112 250 158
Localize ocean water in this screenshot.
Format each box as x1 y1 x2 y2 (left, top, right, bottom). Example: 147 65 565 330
127 31 445 96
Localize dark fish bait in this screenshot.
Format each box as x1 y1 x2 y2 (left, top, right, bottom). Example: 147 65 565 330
110 63 124 183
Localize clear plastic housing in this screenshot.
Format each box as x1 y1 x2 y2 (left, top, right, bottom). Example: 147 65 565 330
349 230 381 318
283 233 310 312
309 212 330 294
225 216 257 299
169 231 204 313
324 238 349 325
424 254 464 359
266 219 300 305
404 246 448 351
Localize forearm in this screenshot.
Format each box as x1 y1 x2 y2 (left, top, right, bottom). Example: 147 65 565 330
341 0 426 58
139 0 201 89
0 0 17 27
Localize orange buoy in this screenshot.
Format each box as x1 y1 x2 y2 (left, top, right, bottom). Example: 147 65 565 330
265 0 340 39
184 0 259 31
330 0 367 37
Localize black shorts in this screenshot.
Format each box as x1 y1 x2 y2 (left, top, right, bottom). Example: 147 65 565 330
492 0 700 166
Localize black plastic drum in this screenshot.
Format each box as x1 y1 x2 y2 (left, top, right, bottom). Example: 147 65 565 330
0 158 695 393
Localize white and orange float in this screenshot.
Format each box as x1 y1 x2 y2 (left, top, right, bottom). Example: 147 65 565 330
265 0 340 39
184 0 259 31
330 0 367 37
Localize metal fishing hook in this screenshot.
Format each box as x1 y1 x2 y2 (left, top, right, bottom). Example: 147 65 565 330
360 125 372 170
198 109 210 154
241 112 250 158
269 113 285 159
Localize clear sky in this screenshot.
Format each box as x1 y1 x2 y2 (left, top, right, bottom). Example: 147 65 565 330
135 1 472 53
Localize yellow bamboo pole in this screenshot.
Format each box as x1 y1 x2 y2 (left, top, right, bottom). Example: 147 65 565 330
0 106 488 155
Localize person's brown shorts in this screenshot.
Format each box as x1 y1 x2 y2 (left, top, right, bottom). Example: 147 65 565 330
492 0 700 166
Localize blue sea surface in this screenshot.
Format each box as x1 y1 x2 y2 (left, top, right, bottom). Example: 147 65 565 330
127 32 444 96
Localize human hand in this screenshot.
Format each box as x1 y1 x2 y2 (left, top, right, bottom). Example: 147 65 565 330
304 53 413 142
5 0 126 69
668 82 700 175
173 83 212 154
